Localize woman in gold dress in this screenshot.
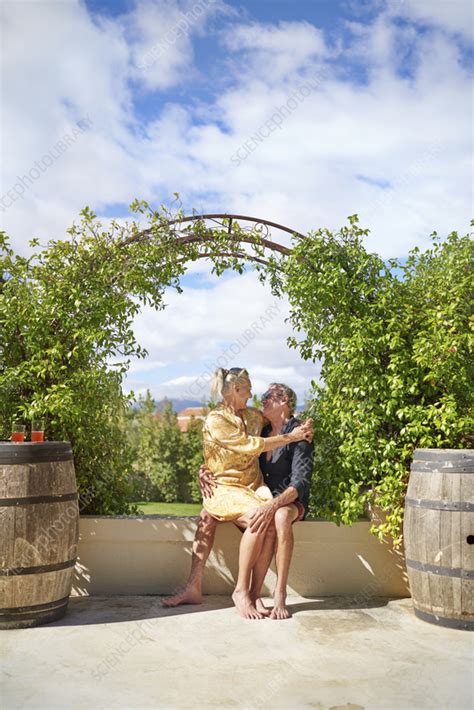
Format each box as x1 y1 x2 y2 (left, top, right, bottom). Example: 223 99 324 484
202 367 312 619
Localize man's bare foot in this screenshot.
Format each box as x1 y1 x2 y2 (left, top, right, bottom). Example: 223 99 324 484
161 588 203 607
232 589 264 619
270 594 291 619
254 598 271 617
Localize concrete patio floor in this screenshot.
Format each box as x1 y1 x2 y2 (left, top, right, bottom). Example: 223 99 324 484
1 595 472 710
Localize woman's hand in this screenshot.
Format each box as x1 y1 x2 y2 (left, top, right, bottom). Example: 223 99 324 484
290 418 313 443
199 464 217 499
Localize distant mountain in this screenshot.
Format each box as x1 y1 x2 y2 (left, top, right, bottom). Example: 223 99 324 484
129 397 306 414
155 398 207 413
163 399 307 414
127 397 206 412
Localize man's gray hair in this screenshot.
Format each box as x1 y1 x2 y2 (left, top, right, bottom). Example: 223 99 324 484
269 383 297 415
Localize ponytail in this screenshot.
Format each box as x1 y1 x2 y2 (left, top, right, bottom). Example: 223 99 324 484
210 367 249 403
210 367 227 402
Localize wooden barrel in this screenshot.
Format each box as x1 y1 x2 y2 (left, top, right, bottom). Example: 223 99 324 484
403 448 473 630
0 442 79 629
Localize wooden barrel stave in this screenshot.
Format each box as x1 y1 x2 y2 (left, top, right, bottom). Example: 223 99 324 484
407 569 463 616
461 511 474 622
1 567 75 606
404 448 473 630
0 459 77 499
2 501 79 570
0 443 79 629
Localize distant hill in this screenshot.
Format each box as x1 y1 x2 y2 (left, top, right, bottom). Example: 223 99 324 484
128 397 205 412
160 399 307 414
130 397 306 414
156 398 207 413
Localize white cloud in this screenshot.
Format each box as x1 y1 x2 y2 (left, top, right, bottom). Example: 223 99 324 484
123 0 223 91
0 0 144 250
0 0 222 252
221 20 329 81
127 358 170 374
386 0 473 42
124 269 320 401
2 1 471 258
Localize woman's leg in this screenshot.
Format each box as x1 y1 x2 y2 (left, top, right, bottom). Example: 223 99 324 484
162 509 219 606
231 510 271 619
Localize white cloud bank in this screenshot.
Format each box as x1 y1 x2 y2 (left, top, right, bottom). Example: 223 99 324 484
386 0 473 42
1 0 472 401
124 270 320 402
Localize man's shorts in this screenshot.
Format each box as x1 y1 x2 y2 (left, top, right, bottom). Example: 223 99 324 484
292 500 305 522
232 500 305 531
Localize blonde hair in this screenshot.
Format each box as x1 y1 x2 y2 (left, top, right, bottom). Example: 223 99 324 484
210 367 250 402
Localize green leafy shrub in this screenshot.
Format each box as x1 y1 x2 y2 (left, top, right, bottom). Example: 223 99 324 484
268 217 473 546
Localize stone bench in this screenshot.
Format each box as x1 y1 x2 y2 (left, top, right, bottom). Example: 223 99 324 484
72 516 409 598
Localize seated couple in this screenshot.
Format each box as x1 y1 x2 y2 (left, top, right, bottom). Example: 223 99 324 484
162 367 314 620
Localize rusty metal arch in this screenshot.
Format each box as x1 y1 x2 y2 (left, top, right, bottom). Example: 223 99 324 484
165 213 305 240
128 213 306 268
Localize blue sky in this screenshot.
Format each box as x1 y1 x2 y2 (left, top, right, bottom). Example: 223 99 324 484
86 0 354 29
1 0 472 404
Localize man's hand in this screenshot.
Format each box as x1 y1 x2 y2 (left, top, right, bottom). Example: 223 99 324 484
198 464 217 499
247 502 276 534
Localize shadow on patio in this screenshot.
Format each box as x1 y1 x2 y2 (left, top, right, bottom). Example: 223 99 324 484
49 594 395 627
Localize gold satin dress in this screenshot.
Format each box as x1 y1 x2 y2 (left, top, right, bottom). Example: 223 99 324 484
202 404 273 521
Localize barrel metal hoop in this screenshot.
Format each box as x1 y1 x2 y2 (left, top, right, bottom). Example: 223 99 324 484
0 557 77 577
0 594 70 615
405 497 474 512
406 558 474 578
414 607 474 631
0 492 78 506
0 442 73 464
411 466 474 474
413 449 474 461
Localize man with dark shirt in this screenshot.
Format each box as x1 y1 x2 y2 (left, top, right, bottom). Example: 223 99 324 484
162 382 313 619
247 382 314 618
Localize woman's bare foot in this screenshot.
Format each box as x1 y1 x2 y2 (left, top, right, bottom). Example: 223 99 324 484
161 587 203 607
270 594 291 619
254 598 271 617
232 589 264 619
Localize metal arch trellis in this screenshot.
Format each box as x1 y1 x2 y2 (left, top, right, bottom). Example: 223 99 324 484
130 213 307 269
165 213 306 241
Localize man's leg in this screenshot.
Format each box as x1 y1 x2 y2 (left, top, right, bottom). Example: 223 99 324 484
161 509 219 606
249 523 276 616
270 504 300 619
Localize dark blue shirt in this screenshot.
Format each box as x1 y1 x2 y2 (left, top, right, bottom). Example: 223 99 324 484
259 416 314 518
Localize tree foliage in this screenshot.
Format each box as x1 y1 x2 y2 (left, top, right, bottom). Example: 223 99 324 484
265 216 473 545
126 392 204 503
